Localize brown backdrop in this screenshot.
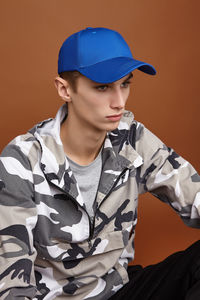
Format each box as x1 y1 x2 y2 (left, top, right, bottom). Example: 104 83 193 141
0 0 199 266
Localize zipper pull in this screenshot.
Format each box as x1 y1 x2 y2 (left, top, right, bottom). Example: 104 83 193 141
88 215 94 248
88 239 92 248
90 215 94 224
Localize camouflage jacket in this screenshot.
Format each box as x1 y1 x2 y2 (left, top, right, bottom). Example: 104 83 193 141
0 104 200 300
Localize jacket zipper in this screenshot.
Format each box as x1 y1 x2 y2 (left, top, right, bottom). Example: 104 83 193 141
46 168 128 249
87 168 128 247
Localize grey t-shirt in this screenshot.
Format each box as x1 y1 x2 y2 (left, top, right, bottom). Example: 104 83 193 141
67 150 102 218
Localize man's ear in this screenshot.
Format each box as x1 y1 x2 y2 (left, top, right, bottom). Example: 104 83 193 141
54 77 72 102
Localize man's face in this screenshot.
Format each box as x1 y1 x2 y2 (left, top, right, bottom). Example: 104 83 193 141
67 73 133 134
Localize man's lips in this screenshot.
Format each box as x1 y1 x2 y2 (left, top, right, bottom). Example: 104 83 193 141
106 114 122 121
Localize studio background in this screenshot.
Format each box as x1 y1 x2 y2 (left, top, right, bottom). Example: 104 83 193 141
0 0 199 266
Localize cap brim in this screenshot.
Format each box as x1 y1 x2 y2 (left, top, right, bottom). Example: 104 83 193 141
78 57 156 83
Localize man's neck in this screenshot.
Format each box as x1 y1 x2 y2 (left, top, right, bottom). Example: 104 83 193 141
60 117 106 166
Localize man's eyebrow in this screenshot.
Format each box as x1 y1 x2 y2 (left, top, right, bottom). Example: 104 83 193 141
93 73 133 85
123 73 133 82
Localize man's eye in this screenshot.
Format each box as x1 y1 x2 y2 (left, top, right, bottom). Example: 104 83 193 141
96 85 108 91
121 81 131 88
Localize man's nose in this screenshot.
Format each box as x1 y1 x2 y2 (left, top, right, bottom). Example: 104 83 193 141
110 89 125 109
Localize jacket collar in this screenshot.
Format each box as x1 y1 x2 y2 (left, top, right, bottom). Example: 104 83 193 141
31 104 143 207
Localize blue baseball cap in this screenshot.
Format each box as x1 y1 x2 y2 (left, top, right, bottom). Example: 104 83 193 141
58 27 156 83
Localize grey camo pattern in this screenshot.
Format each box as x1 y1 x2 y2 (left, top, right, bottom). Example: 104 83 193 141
0 104 200 299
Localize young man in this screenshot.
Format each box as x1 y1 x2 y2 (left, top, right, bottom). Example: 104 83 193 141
0 27 199 300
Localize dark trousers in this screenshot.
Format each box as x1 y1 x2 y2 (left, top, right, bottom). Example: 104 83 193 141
110 240 200 300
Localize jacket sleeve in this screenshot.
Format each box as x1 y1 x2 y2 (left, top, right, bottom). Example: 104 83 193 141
0 141 38 299
135 122 200 228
